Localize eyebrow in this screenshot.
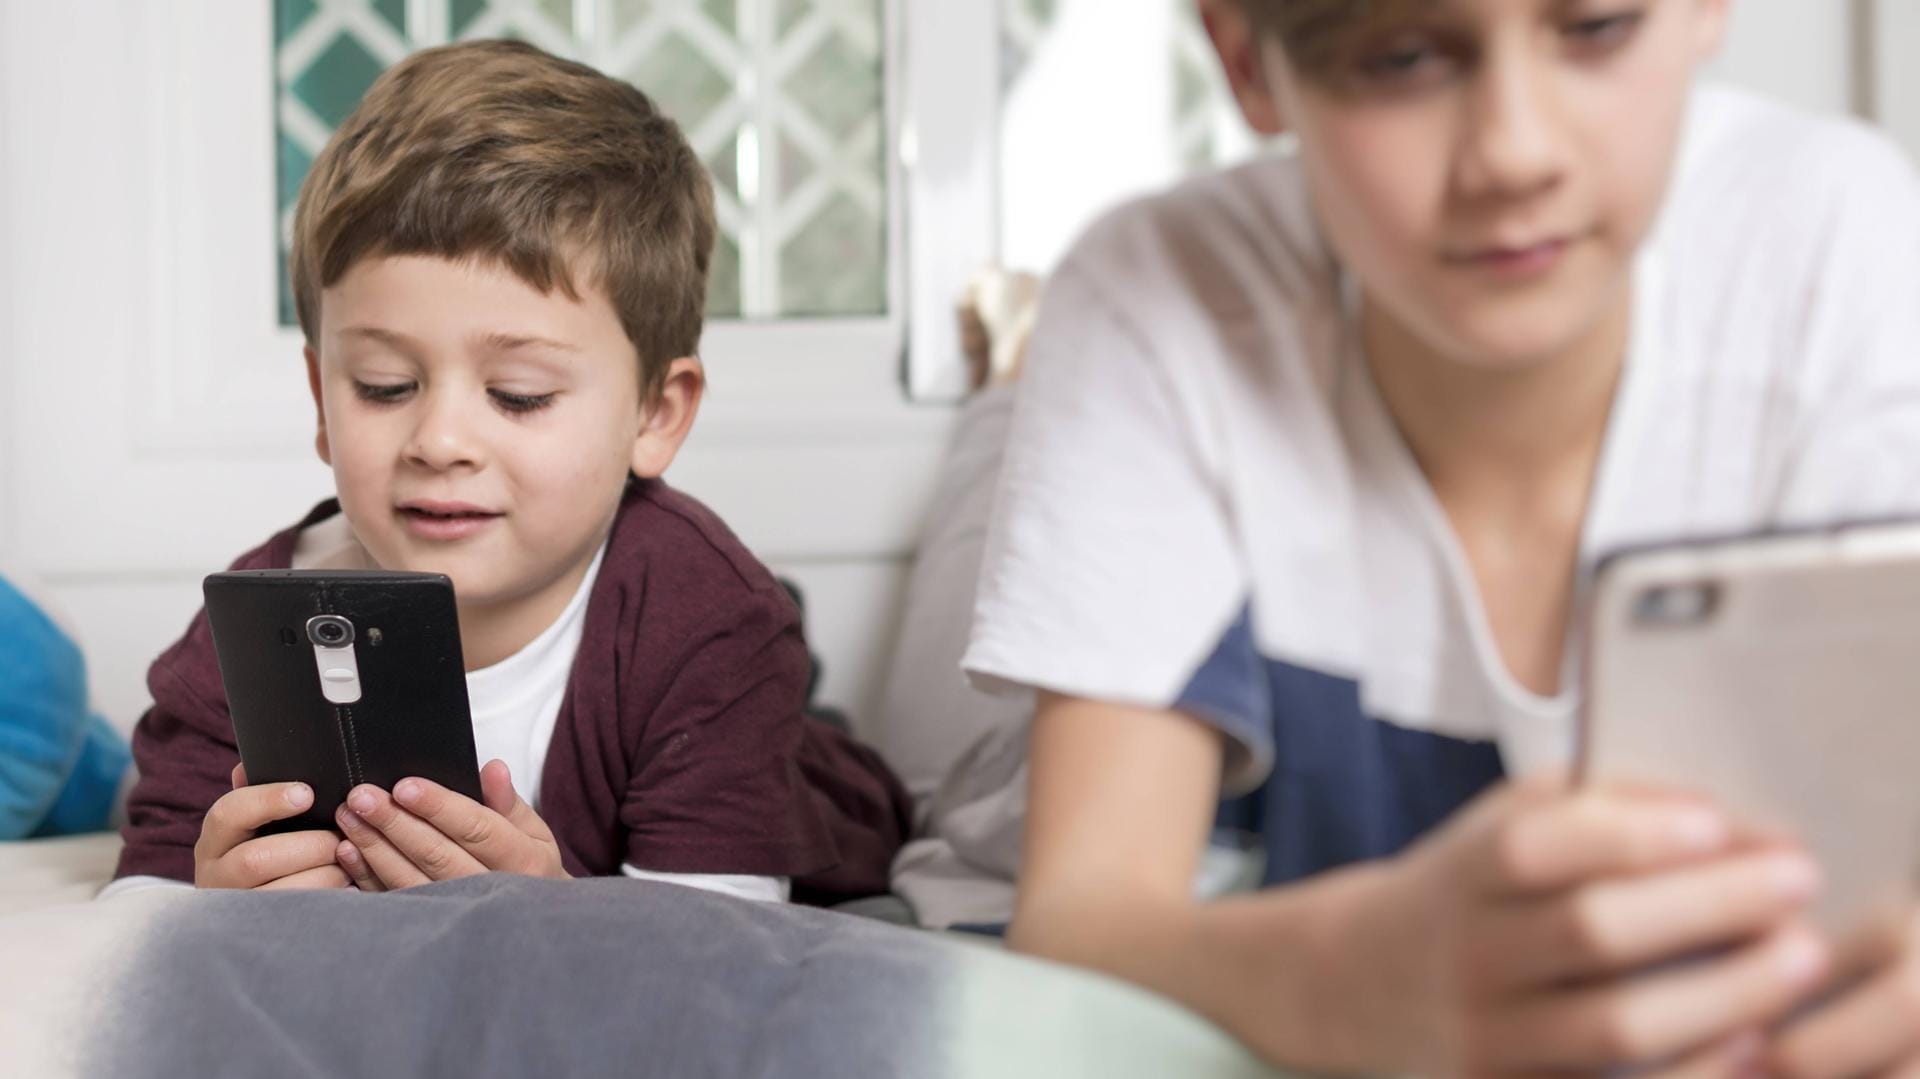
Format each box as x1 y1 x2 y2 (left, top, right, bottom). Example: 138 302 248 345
475 331 581 354
337 325 419 350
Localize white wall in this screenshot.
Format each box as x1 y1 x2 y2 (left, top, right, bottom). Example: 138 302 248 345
1711 0 1854 116
1872 0 1920 157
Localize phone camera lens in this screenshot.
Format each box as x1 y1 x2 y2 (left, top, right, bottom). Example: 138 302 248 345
306 615 355 648
1632 582 1720 627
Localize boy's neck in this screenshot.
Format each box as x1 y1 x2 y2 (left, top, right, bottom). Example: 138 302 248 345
1361 291 1631 509
456 546 603 672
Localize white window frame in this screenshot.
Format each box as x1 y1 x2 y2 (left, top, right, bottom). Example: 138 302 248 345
897 0 1001 402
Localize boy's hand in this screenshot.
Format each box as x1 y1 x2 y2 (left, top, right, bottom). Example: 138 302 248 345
193 763 352 890
332 759 570 891
1354 776 1830 1076
1768 904 1920 1077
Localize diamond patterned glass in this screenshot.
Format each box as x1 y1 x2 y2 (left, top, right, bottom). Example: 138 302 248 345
274 0 887 325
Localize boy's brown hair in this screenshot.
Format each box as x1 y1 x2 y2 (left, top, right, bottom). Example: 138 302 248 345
1240 0 1426 77
289 39 714 403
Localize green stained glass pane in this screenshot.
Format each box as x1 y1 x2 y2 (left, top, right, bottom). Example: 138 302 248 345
701 0 737 35
707 139 739 201
276 131 312 224
275 0 318 39
452 0 489 37
783 28 878 141
779 192 883 316
538 0 575 33
777 133 813 201
708 232 742 319
279 257 297 329
372 0 405 33
630 33 734 131
775 0 807 38
289 33 386 129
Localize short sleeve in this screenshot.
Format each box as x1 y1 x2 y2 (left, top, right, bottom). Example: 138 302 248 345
962 267 1248 712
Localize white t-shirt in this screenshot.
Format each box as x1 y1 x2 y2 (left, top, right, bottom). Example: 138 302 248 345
963 85 1920 887
104 524 787 903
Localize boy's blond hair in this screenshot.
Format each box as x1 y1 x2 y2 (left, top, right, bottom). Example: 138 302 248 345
289 39 714 403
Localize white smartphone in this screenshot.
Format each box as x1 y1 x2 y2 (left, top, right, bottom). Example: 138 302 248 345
1580 521 1920 934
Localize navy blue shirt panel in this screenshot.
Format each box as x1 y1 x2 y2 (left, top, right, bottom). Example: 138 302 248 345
1177 607 1507 885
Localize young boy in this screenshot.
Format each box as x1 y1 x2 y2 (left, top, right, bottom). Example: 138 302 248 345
965 0 1920 1073
108 40 908 906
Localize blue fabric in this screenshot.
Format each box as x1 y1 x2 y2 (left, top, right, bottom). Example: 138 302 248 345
0 576 130 838
1179 606 1505 885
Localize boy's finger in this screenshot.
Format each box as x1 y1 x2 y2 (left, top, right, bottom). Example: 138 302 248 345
257 864 353 892
1474 792 1734 897
341 787 487 882
335 839 386 892
197 782 315 859
335 805 434 889
391 776 526 871
1490 925 1829 1071
224 829 340 889
1492 848 1822 985
230 762 248 791
479 760 520 817
1642 1030 1764 1079
1769 961 1920 1079
476 761 553 841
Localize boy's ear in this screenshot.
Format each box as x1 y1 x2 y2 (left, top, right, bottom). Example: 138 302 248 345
629 357 705 480
1198 0 1287 137
304 344 333 466
1690 0 1733 61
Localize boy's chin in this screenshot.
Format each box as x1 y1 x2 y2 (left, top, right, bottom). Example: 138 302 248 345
1429 298 1627 375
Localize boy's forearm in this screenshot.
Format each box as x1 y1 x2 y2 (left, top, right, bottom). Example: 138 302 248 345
1011 858 1421 1076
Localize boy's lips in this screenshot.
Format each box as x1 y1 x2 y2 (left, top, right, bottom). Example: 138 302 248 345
395 500 503 542
1445 232 1584 281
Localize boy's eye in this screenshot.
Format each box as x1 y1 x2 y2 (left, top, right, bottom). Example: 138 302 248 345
490 389 558 415
353 380 415 404
1351 35 1455 88
1564 11 1644 53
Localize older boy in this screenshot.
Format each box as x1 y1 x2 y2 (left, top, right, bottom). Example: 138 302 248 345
967 0 1920 1073
109 40 908 906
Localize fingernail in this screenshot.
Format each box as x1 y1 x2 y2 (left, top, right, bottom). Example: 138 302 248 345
286 784 313 809
394 779 421 804
1775 932 1828 986
337 841 358 864
348 788 376 815
336 807 364 832
1670 808 1729 853
1767 853 1822 901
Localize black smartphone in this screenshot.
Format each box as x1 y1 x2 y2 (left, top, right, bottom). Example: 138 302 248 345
202 570 483 835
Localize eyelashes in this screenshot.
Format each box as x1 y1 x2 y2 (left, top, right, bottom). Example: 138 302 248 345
489 390 558 415
350 381 558 416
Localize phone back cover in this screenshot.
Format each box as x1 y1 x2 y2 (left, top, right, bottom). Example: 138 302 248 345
203 571 482 833
1584 537 1920 933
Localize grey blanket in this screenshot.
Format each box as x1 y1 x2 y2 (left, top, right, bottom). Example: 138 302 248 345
1 867 1284 1078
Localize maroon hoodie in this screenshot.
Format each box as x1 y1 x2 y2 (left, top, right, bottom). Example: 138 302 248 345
116 479 911 904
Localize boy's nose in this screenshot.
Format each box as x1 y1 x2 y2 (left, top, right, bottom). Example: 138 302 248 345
404 393 482 472
1454 48 1566 203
